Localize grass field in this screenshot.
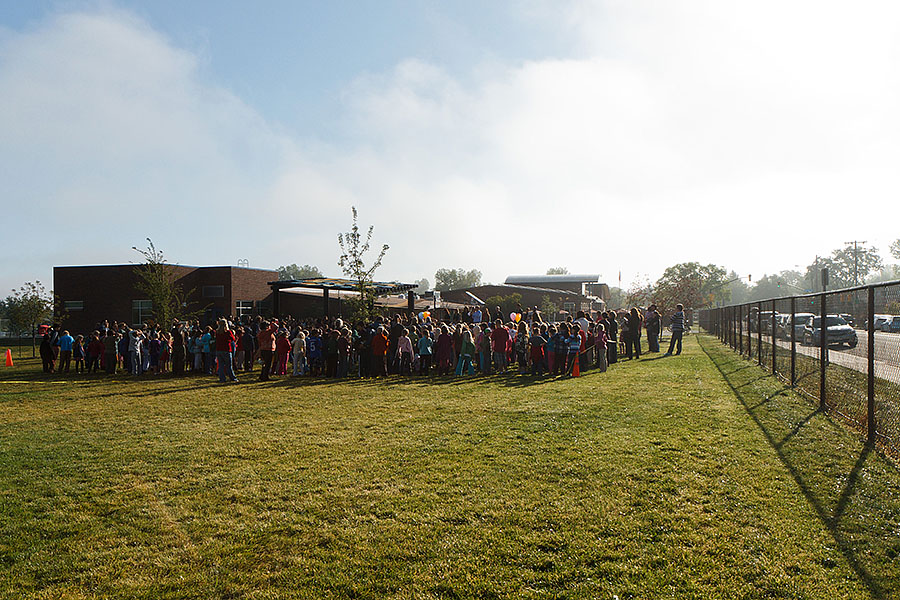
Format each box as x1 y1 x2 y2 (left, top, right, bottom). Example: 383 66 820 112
2 335 900 599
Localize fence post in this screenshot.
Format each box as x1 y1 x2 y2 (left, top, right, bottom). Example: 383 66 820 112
727 307 731 347
738 304 743 356
790 296 796 387
771 299 777 375
820 292 827 411
868 286 876 444
746 304 750 356
757 302 763 366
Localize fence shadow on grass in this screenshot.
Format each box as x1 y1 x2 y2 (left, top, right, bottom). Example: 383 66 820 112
700 335 888 600
259 369 587 391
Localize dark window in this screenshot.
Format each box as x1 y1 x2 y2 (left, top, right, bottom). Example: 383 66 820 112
235 300 253 318
202 285 225 298
64 300 84 311
132 300 152 326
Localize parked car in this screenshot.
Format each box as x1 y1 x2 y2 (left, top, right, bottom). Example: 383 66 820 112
774 314 791 339
783 313 815 341
880 316 900 333
865 314 892 331
801 315 858 348
838 313 855 327
758 311 778 335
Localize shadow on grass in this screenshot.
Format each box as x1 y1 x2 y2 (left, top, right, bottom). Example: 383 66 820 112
700 336 887 600
257 369 598 390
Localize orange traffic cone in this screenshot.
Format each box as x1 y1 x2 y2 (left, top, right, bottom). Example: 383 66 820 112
5 349 13 367
572 356 580 377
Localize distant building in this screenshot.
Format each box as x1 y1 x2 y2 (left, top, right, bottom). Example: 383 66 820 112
441 274 609 316
53 264 421 333
54 264 277 333
504 274 610 302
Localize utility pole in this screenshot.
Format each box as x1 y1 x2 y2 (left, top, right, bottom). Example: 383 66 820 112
844 240 867 286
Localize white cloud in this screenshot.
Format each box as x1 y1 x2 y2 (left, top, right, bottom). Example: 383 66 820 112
3 3 900 299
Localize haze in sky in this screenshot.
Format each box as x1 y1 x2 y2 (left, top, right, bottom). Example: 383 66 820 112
2 1 899 295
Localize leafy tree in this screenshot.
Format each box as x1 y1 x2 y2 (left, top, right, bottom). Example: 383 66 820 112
338 207 389 322
483 293 523 321
4 281 54 357
624 275 653 309
866 267 900 284
132 239 199 327
414 278 430 294
276 264 323 280
831 244 882 287
726 270 751 305
653 262 730 313
747 270 803 301
891 239 900 260
540 295 559 319
803 245 882 290
546 267 569 275
434 268 482 291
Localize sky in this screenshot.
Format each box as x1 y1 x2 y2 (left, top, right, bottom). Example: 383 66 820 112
2 0 900 297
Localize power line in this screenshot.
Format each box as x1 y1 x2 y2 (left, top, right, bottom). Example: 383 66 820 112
844 240 868 286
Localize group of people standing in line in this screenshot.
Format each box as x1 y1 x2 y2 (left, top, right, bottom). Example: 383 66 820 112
36 303 687 382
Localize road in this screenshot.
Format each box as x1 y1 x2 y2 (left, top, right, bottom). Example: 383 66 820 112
731 327 900 384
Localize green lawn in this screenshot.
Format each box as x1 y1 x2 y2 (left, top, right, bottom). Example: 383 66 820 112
1 335 899 599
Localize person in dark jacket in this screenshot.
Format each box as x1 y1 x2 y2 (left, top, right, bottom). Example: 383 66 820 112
624 307 642 360
40 333 55 373
171 321 186 376
604 312 618 365
644 304 661 353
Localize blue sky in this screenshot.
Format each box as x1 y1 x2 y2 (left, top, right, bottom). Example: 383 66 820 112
2 0 900 298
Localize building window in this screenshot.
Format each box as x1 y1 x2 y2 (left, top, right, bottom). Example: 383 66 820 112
64 300 84 311
563 302 576 315
236 300 254 319
132 300 152 326
202 285 225 298
256 299 272 317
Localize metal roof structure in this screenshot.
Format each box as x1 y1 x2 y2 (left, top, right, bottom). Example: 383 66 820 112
269 277 417 295
504 274 601 285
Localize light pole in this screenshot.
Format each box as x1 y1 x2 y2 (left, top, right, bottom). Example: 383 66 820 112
844 240 867 286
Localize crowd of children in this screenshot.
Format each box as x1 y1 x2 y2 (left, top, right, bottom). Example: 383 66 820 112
36 304 685 382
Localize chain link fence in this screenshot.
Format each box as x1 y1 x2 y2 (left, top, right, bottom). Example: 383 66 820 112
700 281 900 454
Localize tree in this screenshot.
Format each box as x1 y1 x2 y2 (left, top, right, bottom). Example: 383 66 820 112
4 281 54 357
830 244 882 287
747 270 802 301
338 207 389 322
540 295 559 319
803 245 883 290
132 239 198 327
277 264 323 280
653 262 730 313
624 275 653 309
546 267 569 275
414 278 430 294
483 293 523 321
726 270 751 305
434 268 482 291
891 239 900 260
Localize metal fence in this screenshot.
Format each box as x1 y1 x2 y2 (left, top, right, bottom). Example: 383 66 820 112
699 281 900 453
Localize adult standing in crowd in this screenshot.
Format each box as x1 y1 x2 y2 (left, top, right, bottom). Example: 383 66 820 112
57 330 74 373
171 321 186 376
215 319 239 383
604 311 618 365
644 304 661 353
624 308 642 360
257 320 277 381
665 304 686 356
